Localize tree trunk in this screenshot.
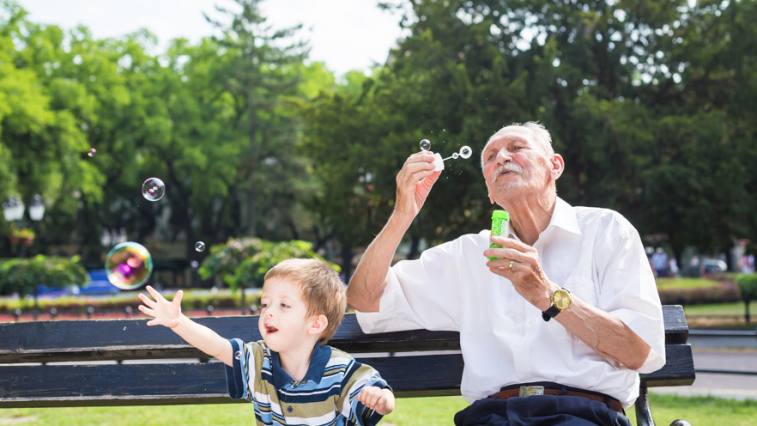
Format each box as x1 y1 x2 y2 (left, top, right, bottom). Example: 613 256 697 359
340 242 353 282
407 234 421 260
745 298 751 324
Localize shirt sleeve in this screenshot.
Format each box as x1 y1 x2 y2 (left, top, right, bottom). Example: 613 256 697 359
356 234 476 333
596 213 666 373
339 361 392 426
224 338 257 401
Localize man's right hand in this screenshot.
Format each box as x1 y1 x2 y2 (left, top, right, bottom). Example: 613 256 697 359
394 151 442 218
138 285 183 329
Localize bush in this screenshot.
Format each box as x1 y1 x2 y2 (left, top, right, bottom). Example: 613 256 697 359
658 281 741 305
199 238 339 292
0 256 87 297
735 274 757 322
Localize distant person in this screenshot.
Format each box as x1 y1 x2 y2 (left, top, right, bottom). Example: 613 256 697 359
669 258 679 277
652 248 669 277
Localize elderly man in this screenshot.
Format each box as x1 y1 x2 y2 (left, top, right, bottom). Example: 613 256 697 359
347 122 665 425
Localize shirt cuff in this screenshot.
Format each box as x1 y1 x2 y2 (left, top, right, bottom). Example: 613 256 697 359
224 338 246 399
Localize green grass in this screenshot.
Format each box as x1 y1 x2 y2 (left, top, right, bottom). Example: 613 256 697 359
684 301 755 316
1 394 755 426
656 277 720 289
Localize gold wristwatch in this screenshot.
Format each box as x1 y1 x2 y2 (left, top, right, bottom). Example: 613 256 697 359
541 288 572 321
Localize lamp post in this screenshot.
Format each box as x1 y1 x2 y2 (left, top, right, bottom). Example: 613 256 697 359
3 195 45 319
2 197 24 223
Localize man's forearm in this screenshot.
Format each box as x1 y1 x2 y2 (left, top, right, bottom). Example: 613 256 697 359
556 297 651 370
171 315 233 367
347 211 414 312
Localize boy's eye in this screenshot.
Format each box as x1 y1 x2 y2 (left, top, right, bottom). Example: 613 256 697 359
280 303 290 309
260 303 269 309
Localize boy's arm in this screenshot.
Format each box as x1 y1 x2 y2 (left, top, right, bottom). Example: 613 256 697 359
138 286 233 367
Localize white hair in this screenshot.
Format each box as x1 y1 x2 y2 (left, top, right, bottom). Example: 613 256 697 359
480 121 554 169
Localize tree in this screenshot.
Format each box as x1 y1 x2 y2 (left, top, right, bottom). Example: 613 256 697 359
0 255 87 316
735 274 757 324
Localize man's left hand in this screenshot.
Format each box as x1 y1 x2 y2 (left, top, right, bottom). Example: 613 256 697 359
484 236 558 311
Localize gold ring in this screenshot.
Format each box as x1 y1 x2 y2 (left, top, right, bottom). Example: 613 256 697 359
508 260 514 271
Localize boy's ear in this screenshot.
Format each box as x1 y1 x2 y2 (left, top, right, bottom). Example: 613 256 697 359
308 314 328 336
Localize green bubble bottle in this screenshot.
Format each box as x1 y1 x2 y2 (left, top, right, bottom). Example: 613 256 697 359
488 210 509 260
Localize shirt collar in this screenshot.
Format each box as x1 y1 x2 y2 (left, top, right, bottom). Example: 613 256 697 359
270 343 332 388
503 197 581 241
548 197 581 236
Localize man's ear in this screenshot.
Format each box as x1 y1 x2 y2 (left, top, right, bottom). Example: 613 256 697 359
550 154 565 180
308 314 328 337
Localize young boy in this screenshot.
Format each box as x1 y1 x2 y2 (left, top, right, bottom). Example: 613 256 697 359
138 258 395 425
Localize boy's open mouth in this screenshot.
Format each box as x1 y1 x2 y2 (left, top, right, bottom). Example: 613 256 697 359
265 325 279 334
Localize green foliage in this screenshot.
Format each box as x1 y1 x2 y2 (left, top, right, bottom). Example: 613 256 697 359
1 0 756 275
198 238 338 291
736 274 757 301
0 255 87 296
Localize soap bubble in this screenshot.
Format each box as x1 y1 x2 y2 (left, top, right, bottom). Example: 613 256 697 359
194 241 206 252
419 139 431 151
105 242 153 290
141 178 165 201
87 148 97 158
190 260 200 269
459 146 472 159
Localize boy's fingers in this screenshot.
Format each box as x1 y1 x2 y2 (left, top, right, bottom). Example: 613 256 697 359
138 293 156 308
145 285 166 303
146 319 159 326
138 304 156 317
173 290 184 306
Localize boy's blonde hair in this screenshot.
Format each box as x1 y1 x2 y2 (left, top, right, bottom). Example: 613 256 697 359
264 258 346 343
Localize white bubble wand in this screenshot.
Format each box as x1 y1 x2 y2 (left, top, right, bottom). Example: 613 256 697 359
419 139 472 171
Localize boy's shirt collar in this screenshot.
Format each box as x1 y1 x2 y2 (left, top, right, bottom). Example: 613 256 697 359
270 343 332 389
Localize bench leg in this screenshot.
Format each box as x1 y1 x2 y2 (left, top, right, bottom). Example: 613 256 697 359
634 384 655 426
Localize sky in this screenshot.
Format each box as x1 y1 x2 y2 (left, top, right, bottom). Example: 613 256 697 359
18 0 406 76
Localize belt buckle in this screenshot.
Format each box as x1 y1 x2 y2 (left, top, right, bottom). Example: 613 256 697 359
518 385 544 397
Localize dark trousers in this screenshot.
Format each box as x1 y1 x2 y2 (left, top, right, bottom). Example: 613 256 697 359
454 395 632 426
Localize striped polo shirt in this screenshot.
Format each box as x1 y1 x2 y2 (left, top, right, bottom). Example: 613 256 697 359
226 339 390 426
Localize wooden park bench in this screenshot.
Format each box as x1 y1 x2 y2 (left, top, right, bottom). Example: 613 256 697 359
0 305 694 425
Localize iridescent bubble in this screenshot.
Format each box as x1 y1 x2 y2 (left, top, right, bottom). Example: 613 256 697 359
190 260 200 269
459 146 472 159
419 139 431 151
87 148 97 158
105 242 153 290
194 241 206 252
141 177 165 202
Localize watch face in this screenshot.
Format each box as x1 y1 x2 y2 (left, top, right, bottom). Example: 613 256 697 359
553 289 571 310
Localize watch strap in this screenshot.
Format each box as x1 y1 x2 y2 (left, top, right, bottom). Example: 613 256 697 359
541 305 560 322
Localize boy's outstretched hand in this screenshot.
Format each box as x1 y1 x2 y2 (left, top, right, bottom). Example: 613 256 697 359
138 285 183 329
357 386 395 415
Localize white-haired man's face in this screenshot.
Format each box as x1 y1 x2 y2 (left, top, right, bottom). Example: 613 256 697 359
481 128 562 204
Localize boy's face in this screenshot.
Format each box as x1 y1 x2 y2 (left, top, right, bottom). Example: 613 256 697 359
259 277 324 353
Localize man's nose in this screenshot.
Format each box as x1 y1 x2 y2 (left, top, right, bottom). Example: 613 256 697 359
495 148 511 163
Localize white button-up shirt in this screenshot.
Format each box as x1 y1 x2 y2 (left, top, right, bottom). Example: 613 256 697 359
356 198 666 407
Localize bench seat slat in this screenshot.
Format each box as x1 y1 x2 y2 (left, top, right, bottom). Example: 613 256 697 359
0 354 464 408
